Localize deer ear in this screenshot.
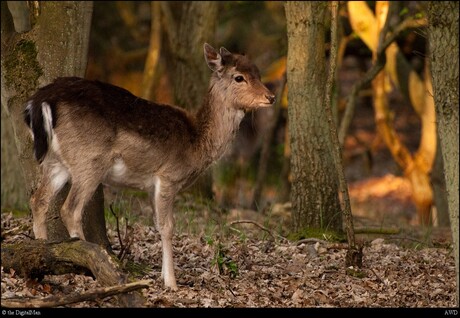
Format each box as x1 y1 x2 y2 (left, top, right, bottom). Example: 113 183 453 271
219 47 232 58
204 43 223 73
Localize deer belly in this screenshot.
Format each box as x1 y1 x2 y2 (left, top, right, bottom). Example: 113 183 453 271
104 158 155 191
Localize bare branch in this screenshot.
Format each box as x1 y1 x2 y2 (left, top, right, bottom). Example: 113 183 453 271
228 220 288 242
338 16 427 146
296 238 329 245
354 227 400 235
1 224 31 239
1 280 151 308
385 235 432 247
369 268 384 284
109 203 124 257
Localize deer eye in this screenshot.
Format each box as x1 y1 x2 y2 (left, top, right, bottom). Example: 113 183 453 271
234 75 245 83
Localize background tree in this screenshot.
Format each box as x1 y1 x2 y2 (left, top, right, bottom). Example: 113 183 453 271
428 1 459 304
141 1 161 101
161 1 218 199
345 1 436 226
1 1 109 247
285 2 343 234
1 100 26 210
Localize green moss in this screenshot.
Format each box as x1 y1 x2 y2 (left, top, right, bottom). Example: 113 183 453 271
119 189 148 199
1 207 29 217
3 39 43 94
123 260 151 278
9 209 29 218
346 267 366 278
287 227 346 242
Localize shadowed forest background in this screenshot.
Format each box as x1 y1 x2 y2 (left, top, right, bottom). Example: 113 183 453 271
1 1 458 308
79 1 445 230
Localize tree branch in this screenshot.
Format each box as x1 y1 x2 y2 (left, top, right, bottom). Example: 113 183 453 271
338 16 427 146
1 280 151 308
296 238 329 245
228 220 288 242
354 227 400 235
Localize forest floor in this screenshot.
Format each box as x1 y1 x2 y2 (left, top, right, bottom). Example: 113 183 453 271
0 209 456 309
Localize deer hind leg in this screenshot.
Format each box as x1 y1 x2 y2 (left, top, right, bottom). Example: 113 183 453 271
30 161 70 240
152 178 178 290
60 176 102 241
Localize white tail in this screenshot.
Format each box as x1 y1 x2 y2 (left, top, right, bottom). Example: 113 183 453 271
24 43 275 290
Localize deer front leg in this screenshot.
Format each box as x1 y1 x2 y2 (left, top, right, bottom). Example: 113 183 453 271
152 178 177 290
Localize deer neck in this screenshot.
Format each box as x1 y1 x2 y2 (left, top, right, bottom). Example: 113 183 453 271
195 82 245 164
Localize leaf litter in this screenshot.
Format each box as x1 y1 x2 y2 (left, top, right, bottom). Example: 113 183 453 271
0 212 456 308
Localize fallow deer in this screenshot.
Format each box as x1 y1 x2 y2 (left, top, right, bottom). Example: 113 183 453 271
24 43 275 290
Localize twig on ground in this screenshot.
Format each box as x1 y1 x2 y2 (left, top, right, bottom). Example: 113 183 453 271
227 286 236 297
369 267 384 284
119 223 134 262
385 235 432 247
228 220 289 243
1 224 31 239
296 238 329 245
109 203 124 257
355 227 400 235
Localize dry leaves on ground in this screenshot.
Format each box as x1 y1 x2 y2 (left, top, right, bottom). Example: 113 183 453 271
0 213 456 308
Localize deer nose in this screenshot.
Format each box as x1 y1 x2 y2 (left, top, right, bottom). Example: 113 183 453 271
266 94 276 104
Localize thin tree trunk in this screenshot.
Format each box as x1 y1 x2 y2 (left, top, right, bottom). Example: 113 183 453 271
325 2 357 263
1 105 27 210
162 1 218 110
428 1 459 305
285 2 342 233
432 134 449 227
251 77 286 210
161 1 218 199
141 1 161 101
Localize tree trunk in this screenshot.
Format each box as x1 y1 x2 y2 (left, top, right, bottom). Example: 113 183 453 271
161 1 218 199
162 1 218 109
428 1 459 305
141 1 161 101
1 105 27 210
1 1 110 249
432 134 449 227
285 2 342 233
251 77 286 210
